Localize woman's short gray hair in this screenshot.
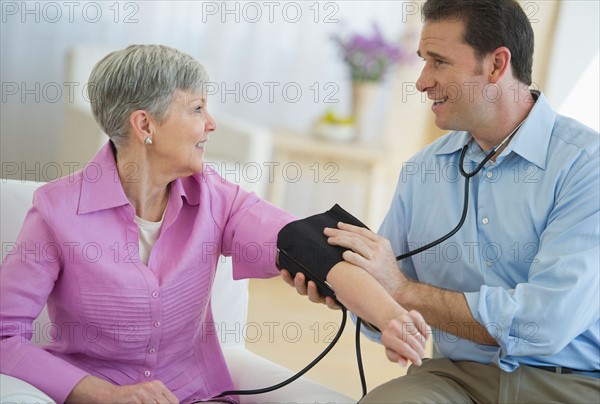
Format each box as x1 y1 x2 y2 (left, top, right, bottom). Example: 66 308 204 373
88 44 209 146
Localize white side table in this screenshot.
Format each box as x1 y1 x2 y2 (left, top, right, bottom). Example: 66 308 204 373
270 130 389 228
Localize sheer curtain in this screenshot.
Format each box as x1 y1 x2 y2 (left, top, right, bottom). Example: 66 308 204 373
544 1 599 132
1 1 412 172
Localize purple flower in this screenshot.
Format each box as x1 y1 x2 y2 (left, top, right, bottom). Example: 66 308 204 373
333 22 411 82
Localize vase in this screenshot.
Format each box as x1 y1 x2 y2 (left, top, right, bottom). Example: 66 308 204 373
351 81 379 142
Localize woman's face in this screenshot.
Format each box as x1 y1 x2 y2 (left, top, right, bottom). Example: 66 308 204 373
151 89 216 179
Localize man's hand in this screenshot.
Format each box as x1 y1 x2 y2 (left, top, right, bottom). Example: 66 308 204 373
280 270 341 310
324 222 406 298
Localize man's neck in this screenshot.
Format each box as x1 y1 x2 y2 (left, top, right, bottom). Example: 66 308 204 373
471 89 537 152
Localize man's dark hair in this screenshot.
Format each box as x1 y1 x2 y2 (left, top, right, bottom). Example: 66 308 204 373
422 0 534 85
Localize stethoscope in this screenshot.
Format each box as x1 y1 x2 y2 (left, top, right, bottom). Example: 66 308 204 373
395 120 525 261
219 120 526 400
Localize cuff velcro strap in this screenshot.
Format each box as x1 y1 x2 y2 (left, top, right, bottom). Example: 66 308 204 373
276 204 369 299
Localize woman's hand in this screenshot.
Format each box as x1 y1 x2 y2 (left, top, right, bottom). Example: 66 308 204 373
106 381 179 403
67 375 179 403
381 310 430 367
280 270 341 310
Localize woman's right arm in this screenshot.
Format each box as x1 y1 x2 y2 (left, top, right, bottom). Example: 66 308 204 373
280 263 428 365
325 261 429 366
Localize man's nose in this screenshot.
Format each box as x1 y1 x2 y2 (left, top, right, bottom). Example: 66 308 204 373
416 66 433 93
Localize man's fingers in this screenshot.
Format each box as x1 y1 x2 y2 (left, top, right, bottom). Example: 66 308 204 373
324 226 376 246
327 233 373 259
342 250 371 271
336 222 381 241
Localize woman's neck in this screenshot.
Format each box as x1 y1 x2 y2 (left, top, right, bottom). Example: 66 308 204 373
115 145 170 222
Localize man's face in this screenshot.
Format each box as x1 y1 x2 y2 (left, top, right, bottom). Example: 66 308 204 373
416 19 491 132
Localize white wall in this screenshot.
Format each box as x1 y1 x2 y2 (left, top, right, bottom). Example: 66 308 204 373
544 0 599 132
2 1 598 214
1 0 415 179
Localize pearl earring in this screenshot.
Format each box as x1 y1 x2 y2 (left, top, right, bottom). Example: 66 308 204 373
144 136 153 145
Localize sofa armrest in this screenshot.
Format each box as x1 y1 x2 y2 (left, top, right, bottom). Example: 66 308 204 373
0 374 54 404
222 346 355 404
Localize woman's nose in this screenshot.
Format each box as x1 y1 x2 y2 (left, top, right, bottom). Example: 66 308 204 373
205 112 217 132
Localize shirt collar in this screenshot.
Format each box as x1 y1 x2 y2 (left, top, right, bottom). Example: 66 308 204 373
434 131 471 156
434 91 555 170
78 142 129 215
78 141 201 215
500 91 555 169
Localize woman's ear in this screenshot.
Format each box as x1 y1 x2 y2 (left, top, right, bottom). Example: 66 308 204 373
129 110 154 145
488 46 512 84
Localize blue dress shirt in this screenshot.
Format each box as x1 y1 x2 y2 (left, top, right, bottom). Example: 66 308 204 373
361 91 599 372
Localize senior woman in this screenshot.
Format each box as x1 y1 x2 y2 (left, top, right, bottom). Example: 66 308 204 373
1 45 428 403
0 45 296 403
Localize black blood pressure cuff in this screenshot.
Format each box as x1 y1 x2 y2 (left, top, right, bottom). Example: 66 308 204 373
276 204 369 299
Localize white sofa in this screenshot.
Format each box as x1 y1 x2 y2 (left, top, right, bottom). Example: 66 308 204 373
0 179 354 403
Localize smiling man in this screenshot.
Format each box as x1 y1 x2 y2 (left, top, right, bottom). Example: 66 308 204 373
283 0 600 402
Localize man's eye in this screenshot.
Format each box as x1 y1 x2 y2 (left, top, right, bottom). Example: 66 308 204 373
435 59 446 66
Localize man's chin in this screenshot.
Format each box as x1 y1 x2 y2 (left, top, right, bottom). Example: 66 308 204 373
434 117 452 131
434 116 464 133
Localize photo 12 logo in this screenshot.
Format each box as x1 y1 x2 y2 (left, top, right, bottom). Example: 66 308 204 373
200 1 339 24
1 1 140 24
201 81 340 105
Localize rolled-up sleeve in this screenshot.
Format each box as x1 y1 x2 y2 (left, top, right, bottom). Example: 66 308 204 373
465 148 599 368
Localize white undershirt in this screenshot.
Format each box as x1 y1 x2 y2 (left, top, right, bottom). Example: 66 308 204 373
134 214 164 265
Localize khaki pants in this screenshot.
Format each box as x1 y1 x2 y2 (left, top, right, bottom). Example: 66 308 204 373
359 358 600 404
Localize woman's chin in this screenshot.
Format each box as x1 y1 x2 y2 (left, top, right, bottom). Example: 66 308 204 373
190 162 204 175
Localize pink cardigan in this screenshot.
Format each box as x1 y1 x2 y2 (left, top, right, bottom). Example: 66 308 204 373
0 142 294 403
